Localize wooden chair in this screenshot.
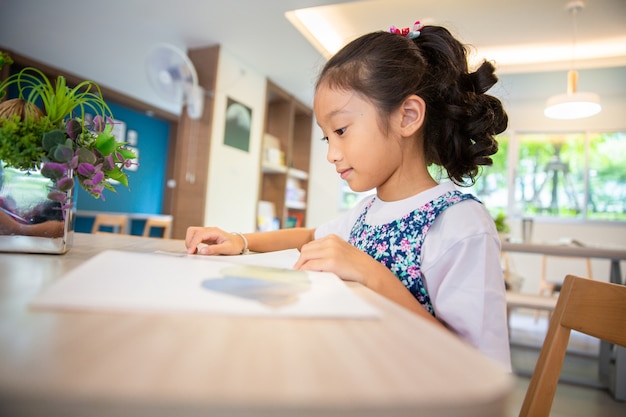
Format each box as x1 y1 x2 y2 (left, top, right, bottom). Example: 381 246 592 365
142 216 173 239
91 214 128 234
519 275 626 417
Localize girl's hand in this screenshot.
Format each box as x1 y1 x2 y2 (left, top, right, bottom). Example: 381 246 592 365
295 235 444 323
185 226 244 255
293 234 380 286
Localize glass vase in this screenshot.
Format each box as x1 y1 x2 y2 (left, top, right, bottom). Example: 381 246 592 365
0 164 75 254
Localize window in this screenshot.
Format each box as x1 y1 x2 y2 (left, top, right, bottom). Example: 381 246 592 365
470 134 509 217
515 133 586 218
587 132 626 220
471 131 626 222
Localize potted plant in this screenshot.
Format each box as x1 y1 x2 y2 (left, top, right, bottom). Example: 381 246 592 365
0 51 136 253
493 211 510 241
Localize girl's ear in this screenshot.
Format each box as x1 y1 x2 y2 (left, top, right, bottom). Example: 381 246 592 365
398 94 425 136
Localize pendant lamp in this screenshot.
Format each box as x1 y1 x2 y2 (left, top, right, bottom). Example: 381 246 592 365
544 0 601 120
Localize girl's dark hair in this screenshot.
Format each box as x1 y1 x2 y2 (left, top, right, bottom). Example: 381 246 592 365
316 26 508 185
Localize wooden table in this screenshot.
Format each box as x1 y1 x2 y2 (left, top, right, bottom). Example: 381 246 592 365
0 233 513 417
501 240 626 401
501 241 626 285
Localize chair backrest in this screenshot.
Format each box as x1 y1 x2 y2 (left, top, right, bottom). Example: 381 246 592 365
91 214 128 234
519 274 626 417
142 216 173 239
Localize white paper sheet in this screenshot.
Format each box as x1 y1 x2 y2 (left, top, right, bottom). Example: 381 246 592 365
30 250 380 319
156 248 301 269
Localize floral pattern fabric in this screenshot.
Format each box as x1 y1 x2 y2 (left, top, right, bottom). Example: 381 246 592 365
348 190 479 316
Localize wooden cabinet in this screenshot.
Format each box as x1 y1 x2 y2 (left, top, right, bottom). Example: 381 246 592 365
257 81 313 230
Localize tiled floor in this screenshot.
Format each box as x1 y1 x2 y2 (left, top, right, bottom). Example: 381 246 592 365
505 310 626 416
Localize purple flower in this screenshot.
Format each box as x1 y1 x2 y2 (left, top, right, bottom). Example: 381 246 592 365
69 154 79 169
84 170 104 186
66 118 82 140
47 191 67 202
41 162 68 180
103 154 115 171
92 115 113 133
92 115 105 132
56 176 75 191
78 163 96 177
89 185 105 200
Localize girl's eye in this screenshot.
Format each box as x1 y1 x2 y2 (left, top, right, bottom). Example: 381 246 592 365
320 128 346 143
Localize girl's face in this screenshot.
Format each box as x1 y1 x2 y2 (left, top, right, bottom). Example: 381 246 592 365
313 84 405 197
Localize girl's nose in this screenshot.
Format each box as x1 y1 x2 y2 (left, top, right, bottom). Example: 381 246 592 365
326 141 342 164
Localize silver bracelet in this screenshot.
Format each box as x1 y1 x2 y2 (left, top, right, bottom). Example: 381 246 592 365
231 232 249 255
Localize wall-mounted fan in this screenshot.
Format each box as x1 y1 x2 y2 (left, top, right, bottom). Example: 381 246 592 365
145 43 205 119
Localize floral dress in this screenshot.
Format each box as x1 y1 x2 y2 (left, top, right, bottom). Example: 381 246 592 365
348 190 479 316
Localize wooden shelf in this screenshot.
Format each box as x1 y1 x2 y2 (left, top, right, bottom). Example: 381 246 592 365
262 163 288 174
288 168 308 180
286 201 306 210
257 81 312 230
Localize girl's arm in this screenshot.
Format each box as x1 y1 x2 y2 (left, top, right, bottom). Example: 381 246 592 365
294 234 445 328
245 227 316 252
185 226 315 255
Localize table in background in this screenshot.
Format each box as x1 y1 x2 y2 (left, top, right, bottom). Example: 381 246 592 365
501 240 626 401
0 233 512 417
76 210 173 237
501 241 625 285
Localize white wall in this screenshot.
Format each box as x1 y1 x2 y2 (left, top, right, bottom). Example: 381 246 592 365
306 123 343 228
204 49 266 233
0 2 185 116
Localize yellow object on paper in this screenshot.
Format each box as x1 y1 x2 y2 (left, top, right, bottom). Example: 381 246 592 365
30 250 380 319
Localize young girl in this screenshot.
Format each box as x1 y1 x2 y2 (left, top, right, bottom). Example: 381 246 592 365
186 22 511 370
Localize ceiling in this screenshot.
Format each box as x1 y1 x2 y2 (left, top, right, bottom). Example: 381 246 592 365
1 0 625 111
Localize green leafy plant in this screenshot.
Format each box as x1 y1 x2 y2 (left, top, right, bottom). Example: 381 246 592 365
493 211 510 233
0 51 13 72
0 55 136 207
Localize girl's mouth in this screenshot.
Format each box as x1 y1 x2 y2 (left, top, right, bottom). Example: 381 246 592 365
338 168 352 180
